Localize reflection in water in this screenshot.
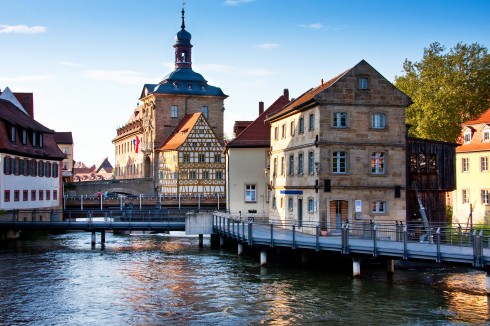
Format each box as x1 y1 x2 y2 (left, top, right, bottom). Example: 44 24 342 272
0 232 489 325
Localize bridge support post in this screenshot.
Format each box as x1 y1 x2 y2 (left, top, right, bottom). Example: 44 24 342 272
220 236 224 247
260 251 267 266
91 232 96 246
353 258 361 277
238 243 243 255
387 259 394 276
198 234 204 248
101 230 106 244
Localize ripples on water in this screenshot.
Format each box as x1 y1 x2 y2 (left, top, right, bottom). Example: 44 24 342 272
0 232 489 325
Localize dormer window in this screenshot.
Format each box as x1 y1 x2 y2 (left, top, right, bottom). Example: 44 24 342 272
10 126 16 143
483 130 490 142
39 133 43 148
358 77 369 89
22 129 27 145
32 131 37 147
463 130 472 143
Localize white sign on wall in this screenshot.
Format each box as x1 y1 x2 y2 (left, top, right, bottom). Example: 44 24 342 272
355 200 362 213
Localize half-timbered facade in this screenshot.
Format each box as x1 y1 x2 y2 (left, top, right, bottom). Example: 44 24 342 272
158 113 225 198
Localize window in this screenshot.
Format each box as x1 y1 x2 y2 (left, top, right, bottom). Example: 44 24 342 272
333 112 348 128
281 157 285 176
183 153 190 162
333 151 347 173
202 170 209 179
482 189 489 205
31 190 36 201
198 154 205 162
3 157 10 175
274 127 279 140
53 190 57 200
372 113 386 129
272 196 276 209
371 200 386 213
299 117 304 134
189 171 196 179
288 197 294 212
289 155 294 176
39 190 44 200
463 131 472 143
32 131 37 147
4 190 10 202
281 124 286 138
63 148 69 155
462 189 470 204
170 105 178 118
19 159 25 175
14 190 20 202
22 129 27 144
308 198 315 212
371 152 385 174
298 153 304 175
309 114 314 130
481 156 488 172
39 133 43 148
214 154 221 163
245 184 257 202
462 158 469 172
215 171 223 179
22 190 28 201
358 77 369 89
308 152 315 175
273 157 277 177
10 126 16 142
483 130 490 142
46 190 51 200
201 106 209 118
290 121 295 136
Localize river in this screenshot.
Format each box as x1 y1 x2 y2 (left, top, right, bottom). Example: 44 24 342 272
0 232 488 325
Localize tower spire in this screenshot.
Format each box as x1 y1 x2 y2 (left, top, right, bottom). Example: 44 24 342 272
181 1 186 29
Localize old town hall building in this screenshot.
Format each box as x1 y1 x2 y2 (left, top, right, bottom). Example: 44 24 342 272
113 8 227 196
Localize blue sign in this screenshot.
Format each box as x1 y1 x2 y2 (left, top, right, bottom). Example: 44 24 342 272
280 190 303 195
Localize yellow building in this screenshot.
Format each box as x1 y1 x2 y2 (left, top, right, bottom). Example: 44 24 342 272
453 108 490 225
54 132 74 182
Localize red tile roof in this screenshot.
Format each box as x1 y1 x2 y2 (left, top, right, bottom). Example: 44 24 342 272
227 92 290 148
463 108 490 125
457 108 490 152
158 113 202 150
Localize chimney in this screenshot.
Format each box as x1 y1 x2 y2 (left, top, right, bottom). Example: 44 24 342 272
259 101 264 116
283 88 289 100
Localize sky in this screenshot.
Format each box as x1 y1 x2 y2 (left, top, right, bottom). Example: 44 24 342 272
1 0 489 167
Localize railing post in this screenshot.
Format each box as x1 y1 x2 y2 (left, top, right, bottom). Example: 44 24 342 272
292 224 296 249
342 223 350 254
242 221 245 242
248 222 253 246
473 231 483 267
403 224 408 260
458 224 463 246
316 224 320 251
270 222 274 247
436 227 441 263
372 222 378 257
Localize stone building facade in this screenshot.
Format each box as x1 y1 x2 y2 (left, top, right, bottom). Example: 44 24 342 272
265 60 412 232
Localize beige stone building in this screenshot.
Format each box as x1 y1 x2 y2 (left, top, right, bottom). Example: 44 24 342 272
225 90 290 216
265 60 411 232
54 132 74 182
453 108 490 225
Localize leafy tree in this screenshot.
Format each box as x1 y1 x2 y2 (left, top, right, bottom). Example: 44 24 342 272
395 42 490 142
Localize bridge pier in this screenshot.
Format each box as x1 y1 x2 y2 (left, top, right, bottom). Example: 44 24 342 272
101 230 106 244
238 243 244 255
260 251 267 266
387 259 394 276
220 236 224 247
198 234 203 248
91 232 96 246
353 258 361 277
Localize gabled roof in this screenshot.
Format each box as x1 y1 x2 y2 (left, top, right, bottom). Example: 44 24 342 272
158 113 202 150
0 87 27 114
463 107 490 125
54 132 73 144
227 91 290 148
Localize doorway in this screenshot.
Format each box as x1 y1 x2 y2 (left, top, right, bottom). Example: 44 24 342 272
298 198 303 227
330 200 348 230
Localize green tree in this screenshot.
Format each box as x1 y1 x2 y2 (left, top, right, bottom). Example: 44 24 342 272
395 42 490 142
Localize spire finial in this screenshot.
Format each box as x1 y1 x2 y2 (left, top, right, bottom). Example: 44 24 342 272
181 1 186 29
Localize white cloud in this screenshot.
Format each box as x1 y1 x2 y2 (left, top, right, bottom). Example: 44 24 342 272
300 23 323 29
84 69 157 85
59 61 84 67
224 0 255 6
0 75 52 82
0 24 47 34
257 43 279 49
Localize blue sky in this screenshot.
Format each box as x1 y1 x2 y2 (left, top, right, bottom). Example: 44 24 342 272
1 0 489 167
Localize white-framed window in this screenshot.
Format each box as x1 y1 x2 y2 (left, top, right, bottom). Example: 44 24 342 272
481 156 488 172
281 124 286 138
189 171 196 179
333 112 348 128
201 105 209 118
332 151 347 173
481 189 489 205
63 148 69 155
358 77 369 89
202 170 209 179
274 127 279 140
299 117 304 134
462 189 470 204
463 130 472 143
290 121 295 136
183 153 190 162
215 171 223 179
245 184 257 202
273 157 277 177
483 130 490 142
308 198 315 212
288 197 294 212
371 113 386 129
298 153 304 175
371 152 385 174
308 151 315 175
198 154 205 162
170 105 178 118
462 158 469 172
309 113 315 130
371 200 386 213
289 155 294 176
281 156 285 176
214 154 221 162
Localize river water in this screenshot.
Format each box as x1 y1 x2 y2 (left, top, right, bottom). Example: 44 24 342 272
0 232 489 325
